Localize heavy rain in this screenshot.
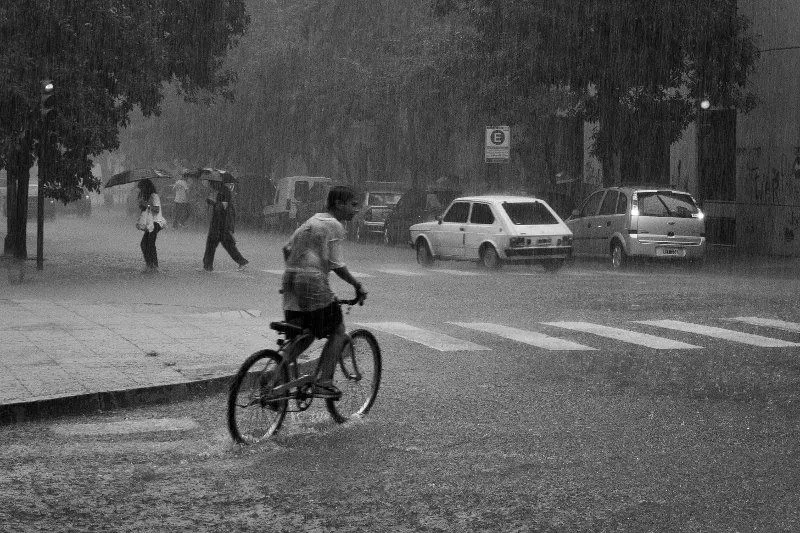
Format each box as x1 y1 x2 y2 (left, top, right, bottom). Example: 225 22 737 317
2 1 800 531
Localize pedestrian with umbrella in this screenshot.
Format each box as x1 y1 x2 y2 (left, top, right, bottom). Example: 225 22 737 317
201 169 249 272
105 169 171 273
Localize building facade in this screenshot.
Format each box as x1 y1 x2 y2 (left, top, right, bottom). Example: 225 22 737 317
669 0 800 256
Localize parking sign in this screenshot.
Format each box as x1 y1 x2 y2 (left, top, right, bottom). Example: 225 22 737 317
485 126 510 163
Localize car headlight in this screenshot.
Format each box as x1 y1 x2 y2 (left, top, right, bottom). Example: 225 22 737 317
509 237 526 248
562 235 573 246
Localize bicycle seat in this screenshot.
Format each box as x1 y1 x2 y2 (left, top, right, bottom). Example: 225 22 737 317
269 321 304 336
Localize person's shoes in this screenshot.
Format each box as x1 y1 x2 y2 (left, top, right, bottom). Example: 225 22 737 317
237 260 249 272
312 381 341 400
203 266 213 272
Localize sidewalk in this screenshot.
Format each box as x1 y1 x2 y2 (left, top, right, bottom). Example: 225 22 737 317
0 297 318 424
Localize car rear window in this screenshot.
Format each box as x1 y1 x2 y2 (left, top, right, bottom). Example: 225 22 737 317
638 192 699 218
502 202 559 225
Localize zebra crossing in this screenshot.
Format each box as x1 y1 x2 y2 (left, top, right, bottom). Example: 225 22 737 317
354 317 800 352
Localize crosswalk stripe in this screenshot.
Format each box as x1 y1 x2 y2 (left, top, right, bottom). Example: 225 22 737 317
730 316 800 333
449 322 597 351
542 321 701 349
376 268 424 276
638 320 800 348
355 322 491 351
430 268 486 277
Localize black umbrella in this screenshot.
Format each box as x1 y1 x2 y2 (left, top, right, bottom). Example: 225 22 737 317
105 168 173 188
185 168 238 184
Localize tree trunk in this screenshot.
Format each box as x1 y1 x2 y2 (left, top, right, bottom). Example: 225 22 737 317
407 106 420 190
3 146 32 259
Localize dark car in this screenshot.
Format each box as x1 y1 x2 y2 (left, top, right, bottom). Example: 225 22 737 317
54 188 92 217
383 188 461 245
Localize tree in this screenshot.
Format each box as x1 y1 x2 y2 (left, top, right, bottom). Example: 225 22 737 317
436 0 759 186
0 0 248 258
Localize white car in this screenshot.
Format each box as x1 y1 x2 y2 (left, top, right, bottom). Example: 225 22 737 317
409 195 573 271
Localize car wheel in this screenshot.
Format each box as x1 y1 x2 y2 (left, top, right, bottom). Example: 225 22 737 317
542 259 564 273
480 245 503 269
611 241 627 270
416 239 434 267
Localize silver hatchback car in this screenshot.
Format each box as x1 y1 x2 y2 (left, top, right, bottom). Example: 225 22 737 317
566 186 706 269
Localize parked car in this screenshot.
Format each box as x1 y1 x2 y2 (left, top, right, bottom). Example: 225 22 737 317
383 188 461 245
53 188 92 217
409 195 573 271
262 176 332 231
348 182 405 242
566 185 706 269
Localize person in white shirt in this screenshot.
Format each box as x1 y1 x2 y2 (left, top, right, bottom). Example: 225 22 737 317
173 177 189 228
136 179 167 273
280 185 367 398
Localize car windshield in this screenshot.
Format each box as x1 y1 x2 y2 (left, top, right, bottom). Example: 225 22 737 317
368 192 402 206
502 202 559 225
638 192 699 218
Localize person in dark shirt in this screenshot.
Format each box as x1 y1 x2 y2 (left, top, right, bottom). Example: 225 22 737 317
202 181 248 272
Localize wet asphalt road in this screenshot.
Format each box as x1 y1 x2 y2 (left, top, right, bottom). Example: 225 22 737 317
2 210 799 531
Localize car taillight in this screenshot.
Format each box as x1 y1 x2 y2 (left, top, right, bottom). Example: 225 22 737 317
561 235 572 246
631 192 639 216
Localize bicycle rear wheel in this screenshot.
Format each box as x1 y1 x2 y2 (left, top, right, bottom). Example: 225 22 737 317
227 350 288 444
326 329 382 423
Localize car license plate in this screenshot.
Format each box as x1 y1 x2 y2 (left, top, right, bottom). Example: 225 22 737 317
656 247 686 257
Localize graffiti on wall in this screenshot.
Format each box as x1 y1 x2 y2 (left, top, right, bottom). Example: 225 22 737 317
737 145 800 247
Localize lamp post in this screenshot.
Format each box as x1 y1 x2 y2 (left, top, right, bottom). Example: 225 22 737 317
37 79 55 270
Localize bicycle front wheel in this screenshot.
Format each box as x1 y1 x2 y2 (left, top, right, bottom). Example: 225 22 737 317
326 329 382 423
227 350 288 444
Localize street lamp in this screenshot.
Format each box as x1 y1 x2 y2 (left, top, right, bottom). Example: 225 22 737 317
37 79 55 270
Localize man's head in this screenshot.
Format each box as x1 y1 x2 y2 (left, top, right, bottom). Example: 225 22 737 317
326 185 360 222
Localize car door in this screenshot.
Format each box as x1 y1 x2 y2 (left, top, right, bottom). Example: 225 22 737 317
435 201 470 258
594 190 619 255
464 202 497 259
567 190 605 256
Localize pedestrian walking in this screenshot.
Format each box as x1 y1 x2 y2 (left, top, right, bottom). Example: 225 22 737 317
202 180 248 271
173 176 190 227
136 179 167 273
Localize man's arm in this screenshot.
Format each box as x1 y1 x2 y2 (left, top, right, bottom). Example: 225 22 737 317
332 266 367 302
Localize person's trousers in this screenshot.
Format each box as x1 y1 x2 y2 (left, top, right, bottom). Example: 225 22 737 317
174 203 189 226
203 231 246 269
140 223 162 267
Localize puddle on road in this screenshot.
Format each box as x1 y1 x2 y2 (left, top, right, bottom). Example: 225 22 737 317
50 417 198 436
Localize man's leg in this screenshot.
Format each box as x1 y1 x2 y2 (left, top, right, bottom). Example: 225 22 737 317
318 322 347 383
203 233 218 270
220 231 248 265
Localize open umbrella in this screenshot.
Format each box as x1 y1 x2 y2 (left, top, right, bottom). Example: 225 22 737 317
105 168 173 188
185 167 238 184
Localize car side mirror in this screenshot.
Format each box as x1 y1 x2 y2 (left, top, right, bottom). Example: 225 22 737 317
436 215 443 224
571 209 580 218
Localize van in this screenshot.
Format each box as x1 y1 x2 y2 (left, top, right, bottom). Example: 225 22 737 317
262 176 332 231
566 186 706 269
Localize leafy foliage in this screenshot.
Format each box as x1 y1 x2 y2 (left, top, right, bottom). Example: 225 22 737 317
0 0 248 256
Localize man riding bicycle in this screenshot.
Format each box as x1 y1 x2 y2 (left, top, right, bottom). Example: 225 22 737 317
280 185 367 400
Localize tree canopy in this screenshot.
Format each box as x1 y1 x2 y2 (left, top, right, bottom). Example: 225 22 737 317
0 0 248 257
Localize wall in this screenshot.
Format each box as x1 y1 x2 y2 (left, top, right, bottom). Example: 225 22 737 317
737 0 800 255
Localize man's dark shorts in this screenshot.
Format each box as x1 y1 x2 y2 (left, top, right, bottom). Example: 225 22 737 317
284 302 343 339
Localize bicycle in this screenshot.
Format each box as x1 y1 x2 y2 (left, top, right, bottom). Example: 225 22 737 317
227 297 382 444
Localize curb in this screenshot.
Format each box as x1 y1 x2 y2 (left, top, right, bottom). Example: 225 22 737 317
0 374 234 425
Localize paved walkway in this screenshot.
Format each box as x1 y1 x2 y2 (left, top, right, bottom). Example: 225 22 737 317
0 297 322 424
